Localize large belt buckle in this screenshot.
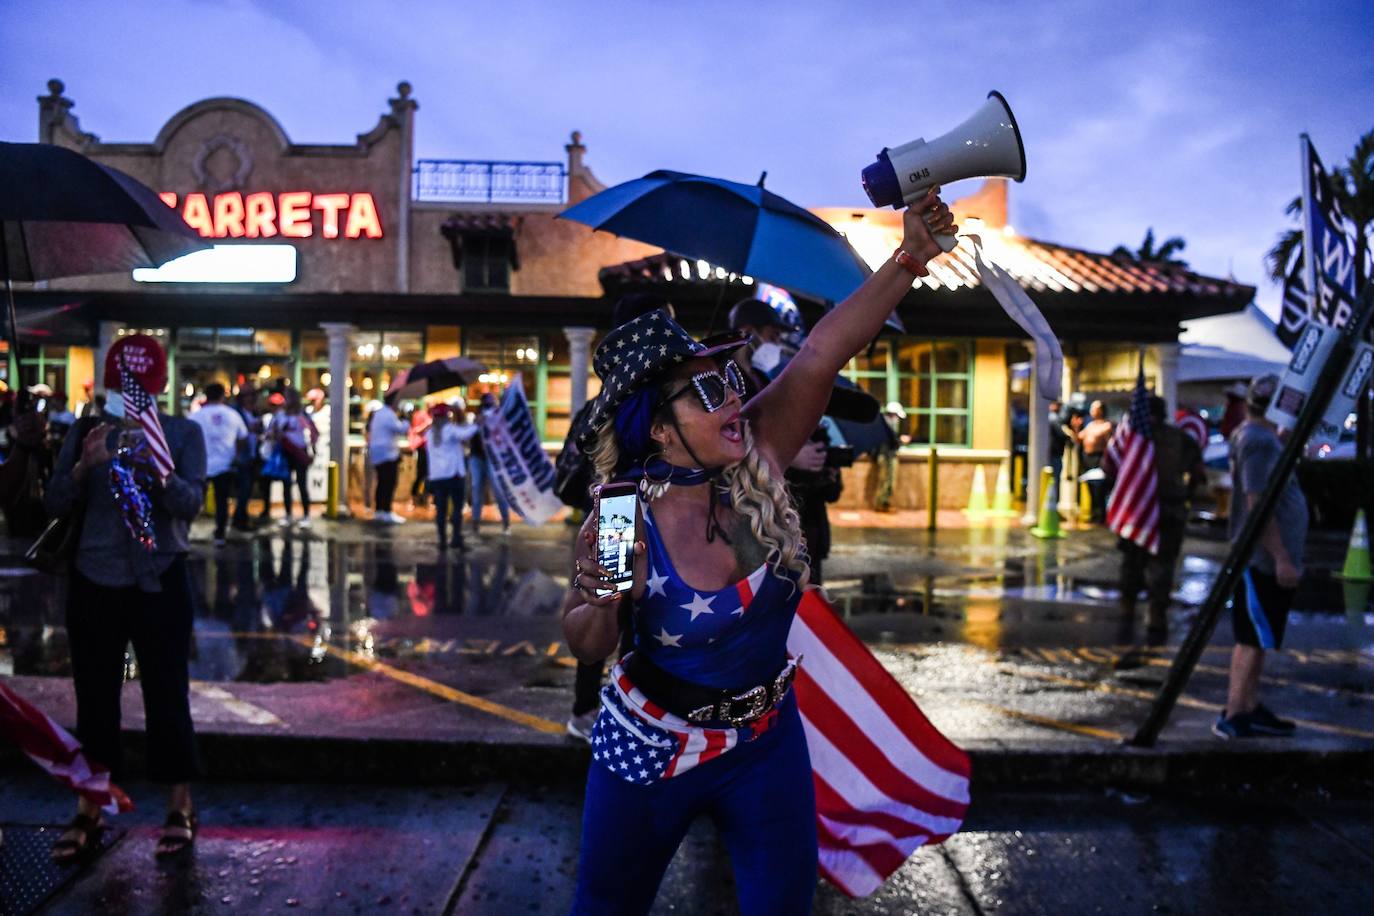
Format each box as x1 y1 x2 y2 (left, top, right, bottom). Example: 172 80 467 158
721 685 769 727
772 658 799 702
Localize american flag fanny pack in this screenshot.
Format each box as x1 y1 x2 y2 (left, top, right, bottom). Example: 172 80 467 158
590 657 800 786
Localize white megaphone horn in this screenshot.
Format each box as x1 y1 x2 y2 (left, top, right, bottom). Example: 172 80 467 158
860 90 1026 252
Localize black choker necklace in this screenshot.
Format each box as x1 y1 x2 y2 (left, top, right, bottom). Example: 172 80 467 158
619 456 722 487
619 457 733 544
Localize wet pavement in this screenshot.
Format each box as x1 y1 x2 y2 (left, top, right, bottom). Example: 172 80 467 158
3 509 1371 775
4 768 1373 914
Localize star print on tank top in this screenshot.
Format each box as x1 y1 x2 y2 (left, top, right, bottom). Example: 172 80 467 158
632 501 801 690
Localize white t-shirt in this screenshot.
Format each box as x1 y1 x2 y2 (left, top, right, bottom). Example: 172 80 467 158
368 405 408 464
192 402 249 477
426 422 478 481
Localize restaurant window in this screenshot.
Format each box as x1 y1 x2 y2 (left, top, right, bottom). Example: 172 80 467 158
441 216 520 294
18 345 71 402
463 330 543 431
544 332 603 442
463 235 514 292
843 338 973 447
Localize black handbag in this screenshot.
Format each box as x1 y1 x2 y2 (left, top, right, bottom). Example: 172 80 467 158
24 511 82 574
23 416 96 574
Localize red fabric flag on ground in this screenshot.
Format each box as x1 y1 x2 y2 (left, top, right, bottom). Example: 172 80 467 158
0 681 133 814
787 590 971 897
1103 367 1161 554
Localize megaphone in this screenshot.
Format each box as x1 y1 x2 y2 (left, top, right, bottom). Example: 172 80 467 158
861 90 1026 252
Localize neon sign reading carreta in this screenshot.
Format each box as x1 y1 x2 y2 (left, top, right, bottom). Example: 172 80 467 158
158 191 384 240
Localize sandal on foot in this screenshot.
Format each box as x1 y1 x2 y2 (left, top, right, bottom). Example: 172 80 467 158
51 812 102 864
155 809 198 859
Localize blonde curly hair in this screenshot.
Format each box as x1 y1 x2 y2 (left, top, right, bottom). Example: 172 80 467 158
588 416 811 590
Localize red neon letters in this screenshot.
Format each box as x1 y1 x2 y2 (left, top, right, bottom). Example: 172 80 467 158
158 191 385 239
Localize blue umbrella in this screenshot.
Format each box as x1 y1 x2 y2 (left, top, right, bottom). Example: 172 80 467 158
560 170 873 306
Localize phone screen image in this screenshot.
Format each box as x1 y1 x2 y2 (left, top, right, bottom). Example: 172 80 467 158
596 490 638 595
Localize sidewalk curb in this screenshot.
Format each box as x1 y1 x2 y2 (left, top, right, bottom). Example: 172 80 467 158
6 730 1372 792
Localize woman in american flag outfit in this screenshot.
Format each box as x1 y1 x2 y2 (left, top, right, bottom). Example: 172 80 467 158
563 192 954 915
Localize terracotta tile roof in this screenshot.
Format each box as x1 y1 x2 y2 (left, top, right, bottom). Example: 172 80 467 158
914 232 1254 303
599 234 1254 307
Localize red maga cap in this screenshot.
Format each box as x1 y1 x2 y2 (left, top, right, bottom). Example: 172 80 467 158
104 334 168 395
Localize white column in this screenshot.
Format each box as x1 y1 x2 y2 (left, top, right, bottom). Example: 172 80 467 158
1058 357 1078 515
321 322 355 516
564 326 596 416
1156 343 1180 417
1023 344 1049 526
93 321 124 397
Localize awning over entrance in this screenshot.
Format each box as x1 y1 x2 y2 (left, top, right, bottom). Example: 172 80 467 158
11 289 606 332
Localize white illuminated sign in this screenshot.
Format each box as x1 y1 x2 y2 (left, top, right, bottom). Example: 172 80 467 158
132 244 298 284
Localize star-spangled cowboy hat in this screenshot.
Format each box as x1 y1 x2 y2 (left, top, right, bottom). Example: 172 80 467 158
585 309 747 438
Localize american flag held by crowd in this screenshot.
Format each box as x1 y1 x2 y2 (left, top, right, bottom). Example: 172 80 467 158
1103 366 1161 555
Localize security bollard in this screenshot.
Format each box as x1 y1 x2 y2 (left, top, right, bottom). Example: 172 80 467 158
927 448 939 532
326 461 339 519
1078 479 1092 524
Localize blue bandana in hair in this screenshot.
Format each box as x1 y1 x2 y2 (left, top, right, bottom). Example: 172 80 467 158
612 387 658 469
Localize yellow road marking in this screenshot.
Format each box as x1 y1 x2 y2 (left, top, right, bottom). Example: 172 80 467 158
1006 665 1374 741
190 682 286 727
299 638 567 736
947 695 1123 741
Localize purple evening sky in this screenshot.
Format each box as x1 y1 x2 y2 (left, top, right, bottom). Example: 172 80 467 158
3 0 1371 318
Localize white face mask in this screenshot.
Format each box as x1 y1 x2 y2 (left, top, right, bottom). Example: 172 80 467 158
103 392 126 419
751 341 783 377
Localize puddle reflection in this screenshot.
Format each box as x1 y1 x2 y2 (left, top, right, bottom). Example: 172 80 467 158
4 533 1372 680
0 536 565 683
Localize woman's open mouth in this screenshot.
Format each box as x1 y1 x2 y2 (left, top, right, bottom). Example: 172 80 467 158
720 412 743 444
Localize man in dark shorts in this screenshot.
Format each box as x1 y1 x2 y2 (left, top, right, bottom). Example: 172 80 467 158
1214 373 1305 739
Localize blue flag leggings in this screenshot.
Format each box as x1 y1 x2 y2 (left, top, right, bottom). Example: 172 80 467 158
570 699 819 915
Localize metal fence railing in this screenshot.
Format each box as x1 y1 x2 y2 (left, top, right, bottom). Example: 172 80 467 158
413 160 567 204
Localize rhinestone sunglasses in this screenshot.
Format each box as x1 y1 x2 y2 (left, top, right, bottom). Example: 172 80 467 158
658 360 748 413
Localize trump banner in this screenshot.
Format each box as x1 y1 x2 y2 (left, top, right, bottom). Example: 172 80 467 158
1280 136 1364 348
482 373 563 525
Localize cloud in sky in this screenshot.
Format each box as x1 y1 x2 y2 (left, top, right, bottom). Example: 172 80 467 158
3 0 1371 315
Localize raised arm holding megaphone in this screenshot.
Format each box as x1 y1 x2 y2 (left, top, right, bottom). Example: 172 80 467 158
860 91 1027 252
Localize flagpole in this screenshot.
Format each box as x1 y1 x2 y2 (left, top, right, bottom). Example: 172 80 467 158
1299 134 1321 323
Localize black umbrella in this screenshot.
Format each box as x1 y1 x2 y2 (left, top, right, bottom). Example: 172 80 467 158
0 141 208 361
388 357 489 400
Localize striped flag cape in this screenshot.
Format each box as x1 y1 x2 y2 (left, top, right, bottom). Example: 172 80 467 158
788 590 971 897
0 682 133 814
1103 368 1160 554
120 356 174 482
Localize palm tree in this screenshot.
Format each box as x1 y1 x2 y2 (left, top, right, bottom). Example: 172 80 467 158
1265 127 1374 290
1111 228 1189 266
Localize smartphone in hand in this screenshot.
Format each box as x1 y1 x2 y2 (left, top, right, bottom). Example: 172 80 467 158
594 481 638 597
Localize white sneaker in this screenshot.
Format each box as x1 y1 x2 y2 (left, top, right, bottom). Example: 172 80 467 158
277 517 292 528
566 710 597 743
389 513 407 525
296 518 312 530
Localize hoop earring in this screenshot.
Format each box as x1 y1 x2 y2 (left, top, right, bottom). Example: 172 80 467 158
639 454 671 499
